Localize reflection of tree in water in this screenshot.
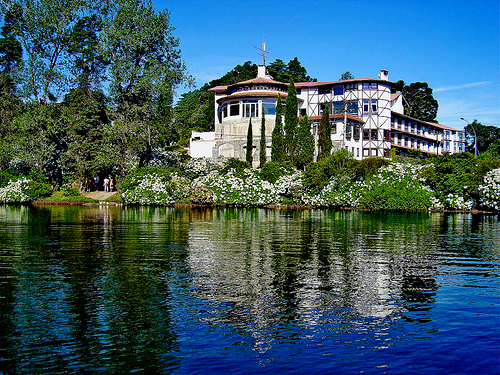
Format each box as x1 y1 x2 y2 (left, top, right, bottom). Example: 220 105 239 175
0 205 186 374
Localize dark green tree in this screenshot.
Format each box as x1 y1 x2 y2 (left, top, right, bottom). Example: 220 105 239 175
393 80 438 122
246 117 253 165
284 80 298 162
260 109 266 167
295 115 314 170
267 57 316 83
317 105 332 161
464 120 500 156
0 4 22 91
271 94 285 162
340 71 354 80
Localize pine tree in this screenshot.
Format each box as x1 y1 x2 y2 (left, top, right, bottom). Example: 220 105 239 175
284 80 298 162
259 109 266 167
317 105 332 161
271 94 285 163
295 115 314 170
246 117 253 165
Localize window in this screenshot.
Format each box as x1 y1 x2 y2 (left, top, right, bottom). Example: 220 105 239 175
332 123 337 134
363 129 370 140
299 108 306 116
333 86 344 95
371 82 377 89
263 101 276 115
370 129 378 140
371 100 377 113
333 102 343 114
363 148 370 157
319 86 332 94
229 101 239 116
384 130 391 142
345 83 357 91
363 100 369 113
346 101 358 114
363 82 370 90
244 101 257 117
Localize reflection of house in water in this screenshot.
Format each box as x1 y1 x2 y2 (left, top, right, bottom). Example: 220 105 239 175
191 61 465 166
185 209 440 344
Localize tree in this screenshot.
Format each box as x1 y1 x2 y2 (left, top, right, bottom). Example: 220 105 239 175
259 109 266 167
267 57 316 83
0 4 22 92
0 0 90 103
102 0 192 172
295 115 314 170
284 80 298 162
246 117 253 165
340 71 354 80
271 94 285 162
393 80 438 122
464 120 500 156
317 105 332 161
66 14 107 95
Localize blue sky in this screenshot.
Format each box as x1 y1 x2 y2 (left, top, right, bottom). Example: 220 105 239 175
154 0 499 130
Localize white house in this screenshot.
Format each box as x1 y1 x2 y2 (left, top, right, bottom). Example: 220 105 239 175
190 65 465 165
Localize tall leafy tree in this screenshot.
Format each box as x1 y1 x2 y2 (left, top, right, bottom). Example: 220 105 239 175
393 80 438 122
295 115 314 170
0 4 22 92
271 94 284 163
317 105 332 161
259 109 266 167
246 117 253 164
284 80 298 162
0 0 89 103
102 0 192 173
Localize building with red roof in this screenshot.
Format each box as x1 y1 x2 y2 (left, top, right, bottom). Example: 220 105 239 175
190 65 465 164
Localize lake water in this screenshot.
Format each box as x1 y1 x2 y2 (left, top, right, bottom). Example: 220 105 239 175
0 205 499 374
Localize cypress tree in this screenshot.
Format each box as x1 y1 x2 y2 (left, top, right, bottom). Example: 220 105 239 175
271 94 285 162
259 109 266 167
296 115 314 170
284 80 298 162
246 117 253 165
317 105 332 161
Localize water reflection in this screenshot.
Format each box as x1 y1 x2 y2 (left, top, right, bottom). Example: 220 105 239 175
0 206 498 374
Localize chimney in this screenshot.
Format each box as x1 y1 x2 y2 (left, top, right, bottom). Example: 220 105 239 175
378 69 389 81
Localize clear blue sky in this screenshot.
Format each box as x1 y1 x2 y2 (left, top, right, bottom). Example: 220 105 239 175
153 0 499 130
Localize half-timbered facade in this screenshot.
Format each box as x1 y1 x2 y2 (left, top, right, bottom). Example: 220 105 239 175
193 66 465 165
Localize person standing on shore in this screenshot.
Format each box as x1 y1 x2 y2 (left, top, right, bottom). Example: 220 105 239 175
104 176 110 192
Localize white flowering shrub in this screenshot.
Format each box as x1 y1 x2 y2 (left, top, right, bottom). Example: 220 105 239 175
309 176 364 208
183 157 223 179
479 168 500 211
121 170 191 205
273 171 309 204
0 178 31 203
143 148 181 168
444 194 475 211
203 169 277 206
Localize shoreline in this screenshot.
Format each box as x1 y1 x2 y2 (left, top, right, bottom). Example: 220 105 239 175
24 200 498 214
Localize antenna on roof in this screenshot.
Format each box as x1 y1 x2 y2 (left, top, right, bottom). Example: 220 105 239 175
253 35 270 66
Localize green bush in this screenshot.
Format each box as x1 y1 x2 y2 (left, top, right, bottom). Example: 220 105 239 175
260 161 295 183
353 157 390 179
27 181 52 200
220 158 252 176
304 150 355 190
61 187 79 197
